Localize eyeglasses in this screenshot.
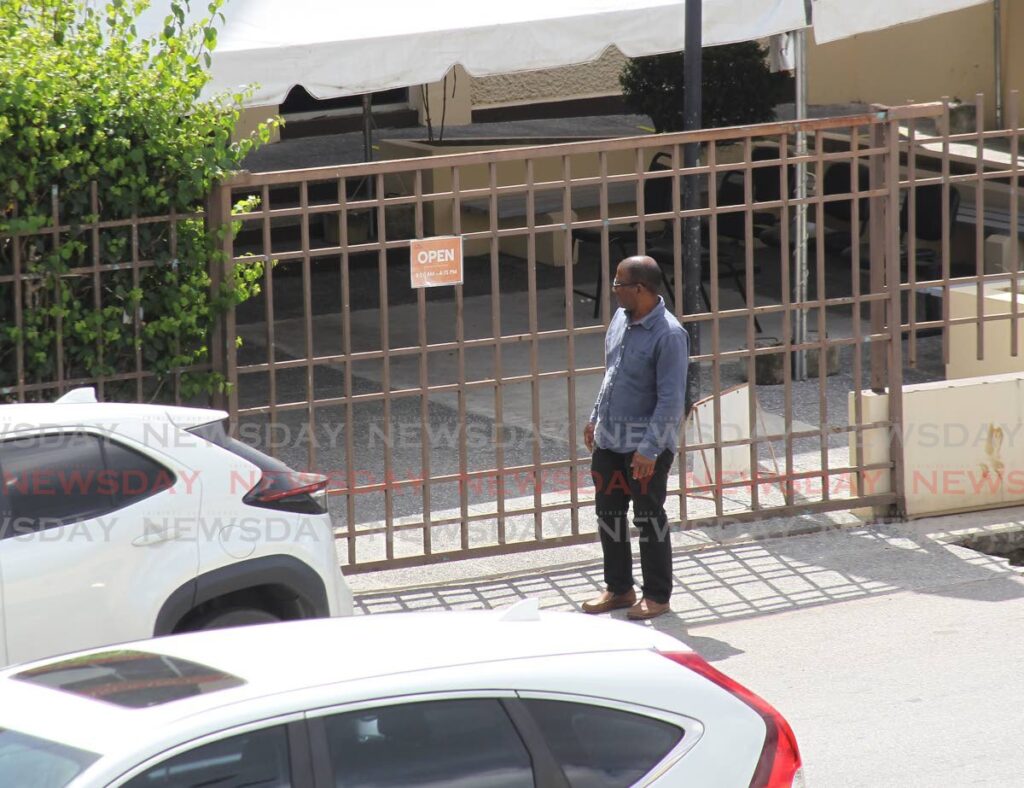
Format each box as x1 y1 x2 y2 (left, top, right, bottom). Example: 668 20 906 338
611 279 642 290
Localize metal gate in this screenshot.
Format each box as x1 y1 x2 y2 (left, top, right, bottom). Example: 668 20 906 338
207 99 1022 572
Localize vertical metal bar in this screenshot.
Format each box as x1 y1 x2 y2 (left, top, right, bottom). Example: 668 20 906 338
300 181 316 472
208 184 237 422
849 127 867 504
11 200 25 401
599 152 611 324
377 172 394 561
339 177 357 567
414 169 433 555
743 136 759 512
885 118 907 519
869 122 888 394
975 94 986 361
1010 92 1020 358
907 120 918 367
362 94 374 162
672 144 683 316
207 185 225 410
814 129 829 503
940 99 952 368
635 148 646 255
526 158 543 539
169 205 181 404
488 162 506 543
708 141 723 517
562 154 580 536
682 0 703 413
672 143 688 517
90 182 104 402
995 0 1004 129
130 210 142 402
452 166 470 552
794 29 809 381
51 187 65 396
262 185 278 454
779 134 794 507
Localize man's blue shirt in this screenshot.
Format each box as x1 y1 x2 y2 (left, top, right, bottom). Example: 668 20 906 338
589 297 689 458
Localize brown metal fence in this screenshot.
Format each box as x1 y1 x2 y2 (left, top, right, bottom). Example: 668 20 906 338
0 184 207 404
210 103 967 573
7 97 1021 573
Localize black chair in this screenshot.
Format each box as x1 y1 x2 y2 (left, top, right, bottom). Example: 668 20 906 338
758 160 870 255
900 183 961 273
575 151 676 317
821 162 871 256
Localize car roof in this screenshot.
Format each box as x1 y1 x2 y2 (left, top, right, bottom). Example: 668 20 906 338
0 609 688 756
0 396 225 435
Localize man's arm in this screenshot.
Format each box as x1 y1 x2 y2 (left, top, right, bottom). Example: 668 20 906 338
635 328 689 460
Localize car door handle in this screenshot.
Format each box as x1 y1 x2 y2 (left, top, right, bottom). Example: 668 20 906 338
132 525 182 547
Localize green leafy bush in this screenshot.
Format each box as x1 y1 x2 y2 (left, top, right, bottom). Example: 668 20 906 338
620 42 783 133
0 0 277 401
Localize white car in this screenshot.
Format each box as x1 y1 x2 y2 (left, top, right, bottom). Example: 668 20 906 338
0 604 803 787
0 387 352 667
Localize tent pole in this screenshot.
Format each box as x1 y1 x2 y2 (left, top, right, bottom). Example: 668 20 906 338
682 0 703 412
362 93 374 161
995 0 1003 128
794 28 809 381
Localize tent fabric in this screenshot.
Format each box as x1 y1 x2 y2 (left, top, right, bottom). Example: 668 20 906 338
811 0 992 44
129 0 808 105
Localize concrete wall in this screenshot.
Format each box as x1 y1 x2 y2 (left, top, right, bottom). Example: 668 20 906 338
946 281 1024 380
471 47 628 109
808 4 997 126
850 373 1024 517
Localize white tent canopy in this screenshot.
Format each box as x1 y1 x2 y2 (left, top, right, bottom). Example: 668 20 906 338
129 0 808 105
812 0 992 44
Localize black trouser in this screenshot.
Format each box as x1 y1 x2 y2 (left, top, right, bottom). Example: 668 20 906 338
591 447 675 604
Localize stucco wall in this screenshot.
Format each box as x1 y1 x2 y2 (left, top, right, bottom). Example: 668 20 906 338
471 46 627 108
807 4 996 125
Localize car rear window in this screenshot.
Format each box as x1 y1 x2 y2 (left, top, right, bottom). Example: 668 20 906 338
13 650 245 709
0 728 98 788
521 699 683 788
188 419 292 475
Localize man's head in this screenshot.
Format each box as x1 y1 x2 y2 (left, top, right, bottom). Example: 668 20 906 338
612 256 662 313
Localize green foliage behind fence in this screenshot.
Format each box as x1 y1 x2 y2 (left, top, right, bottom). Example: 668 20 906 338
0 0 275 402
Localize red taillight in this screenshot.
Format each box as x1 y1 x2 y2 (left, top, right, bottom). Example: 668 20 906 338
661 651 802 788
243 472 328 514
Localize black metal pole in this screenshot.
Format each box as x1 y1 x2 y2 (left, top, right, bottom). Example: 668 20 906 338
682 0 702 413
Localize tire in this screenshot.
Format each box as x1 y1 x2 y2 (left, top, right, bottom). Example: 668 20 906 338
193 607 281 631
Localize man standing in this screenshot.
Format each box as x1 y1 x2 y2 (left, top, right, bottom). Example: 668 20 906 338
582 256 689 621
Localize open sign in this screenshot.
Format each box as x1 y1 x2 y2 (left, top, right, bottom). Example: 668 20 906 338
410 236 464 288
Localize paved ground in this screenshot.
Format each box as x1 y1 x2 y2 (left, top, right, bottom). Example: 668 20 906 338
347 506 1024 788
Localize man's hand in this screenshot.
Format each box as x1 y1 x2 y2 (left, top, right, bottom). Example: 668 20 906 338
631 451 655 481
584 422 595 453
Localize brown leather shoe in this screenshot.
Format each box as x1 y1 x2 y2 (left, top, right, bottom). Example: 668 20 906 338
626 598 671 620
581 590 637 615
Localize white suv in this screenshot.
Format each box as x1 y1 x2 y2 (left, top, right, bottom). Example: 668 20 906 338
0 387 352 667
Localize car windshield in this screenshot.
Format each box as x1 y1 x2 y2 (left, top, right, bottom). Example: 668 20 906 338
0 728 99 788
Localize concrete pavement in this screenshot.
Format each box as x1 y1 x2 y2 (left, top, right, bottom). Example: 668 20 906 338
347 506 1024 787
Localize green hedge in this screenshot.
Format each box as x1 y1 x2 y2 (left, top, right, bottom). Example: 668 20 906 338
0 0 276 402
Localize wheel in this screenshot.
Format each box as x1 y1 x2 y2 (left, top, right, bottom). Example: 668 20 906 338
193 607 281 631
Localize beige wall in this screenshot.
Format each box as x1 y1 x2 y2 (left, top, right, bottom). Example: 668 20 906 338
471 47 627 109
850 373 1024 518
808 4 997 125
